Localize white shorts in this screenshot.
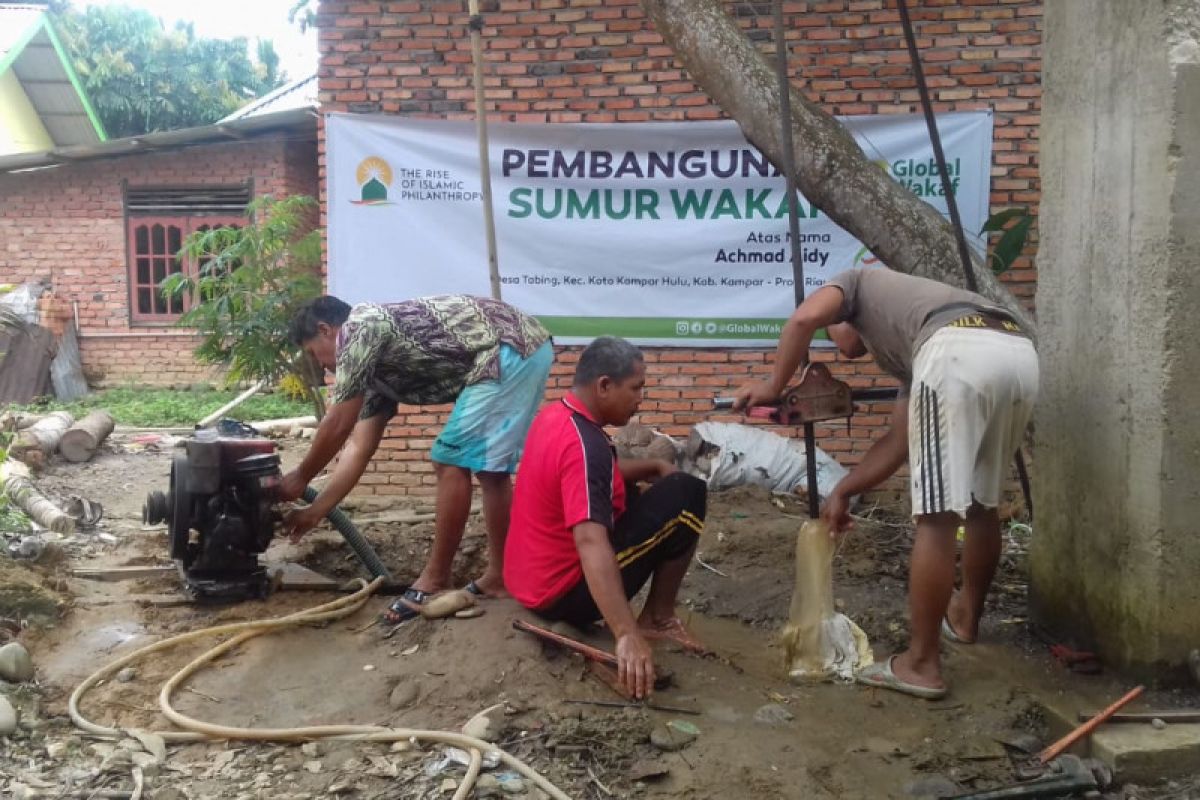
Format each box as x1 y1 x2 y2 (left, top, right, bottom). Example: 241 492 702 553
909 326 1039 517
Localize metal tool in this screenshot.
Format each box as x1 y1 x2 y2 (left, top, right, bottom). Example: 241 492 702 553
712 364 896 516
1077 709 1200 724
945 754 1109 800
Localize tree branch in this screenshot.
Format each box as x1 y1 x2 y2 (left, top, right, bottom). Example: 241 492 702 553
639 0 1034 334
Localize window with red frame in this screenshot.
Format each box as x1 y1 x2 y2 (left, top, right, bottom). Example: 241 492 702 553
125 184 250 324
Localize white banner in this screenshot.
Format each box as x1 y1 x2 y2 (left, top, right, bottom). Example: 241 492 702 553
327 112 993 346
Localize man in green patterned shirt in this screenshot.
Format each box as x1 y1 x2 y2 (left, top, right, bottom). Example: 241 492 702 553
279 295 553 622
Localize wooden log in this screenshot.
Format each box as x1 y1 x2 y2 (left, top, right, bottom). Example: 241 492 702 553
59 410 115 463
9 410 73 461
1 459 74 534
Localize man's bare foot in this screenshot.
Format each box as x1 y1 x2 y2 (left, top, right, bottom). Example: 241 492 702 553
637 616 708 654
890 650 945 693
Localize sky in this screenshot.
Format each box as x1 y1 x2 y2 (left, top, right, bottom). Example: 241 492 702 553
74 0 318 82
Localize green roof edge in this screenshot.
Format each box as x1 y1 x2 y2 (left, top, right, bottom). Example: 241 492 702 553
0 12 107 142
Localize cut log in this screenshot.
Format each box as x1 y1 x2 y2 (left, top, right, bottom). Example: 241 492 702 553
59 410 115 463
9 411 73 461
1 459 74 534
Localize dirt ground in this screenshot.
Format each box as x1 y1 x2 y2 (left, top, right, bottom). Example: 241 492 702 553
2 433 1198 799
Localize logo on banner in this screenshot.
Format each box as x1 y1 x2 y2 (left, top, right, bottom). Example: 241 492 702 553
852 244 881 269
352 156 394 206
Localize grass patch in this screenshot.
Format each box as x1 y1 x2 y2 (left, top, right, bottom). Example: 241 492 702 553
9 387 313 428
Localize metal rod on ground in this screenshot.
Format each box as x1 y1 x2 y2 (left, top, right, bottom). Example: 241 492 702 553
467 0 502 301
772 0 820 519
896 0 1034 516
1077 709 1200 724
1038 685 1145 764
512 619 619 668
563 698 701 715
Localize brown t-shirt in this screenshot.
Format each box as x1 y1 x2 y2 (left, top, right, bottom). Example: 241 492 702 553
823 268 1015 390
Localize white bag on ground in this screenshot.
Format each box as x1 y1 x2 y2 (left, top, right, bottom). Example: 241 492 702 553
685 421 850 501
780 518 872 683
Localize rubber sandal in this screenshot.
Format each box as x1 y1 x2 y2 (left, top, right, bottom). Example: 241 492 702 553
856 655 947 700
463 580 485 598
381 588 429 624
941 616 975 645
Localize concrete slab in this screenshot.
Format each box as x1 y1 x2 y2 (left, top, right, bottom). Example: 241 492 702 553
1041 696 1200 783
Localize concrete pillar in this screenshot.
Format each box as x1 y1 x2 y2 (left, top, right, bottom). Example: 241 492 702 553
1033 1 1200 683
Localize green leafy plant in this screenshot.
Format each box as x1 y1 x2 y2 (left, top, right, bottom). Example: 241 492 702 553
162 195 324 417
981 207 1034 276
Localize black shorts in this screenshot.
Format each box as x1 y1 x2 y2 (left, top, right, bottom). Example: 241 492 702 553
537 471 706 628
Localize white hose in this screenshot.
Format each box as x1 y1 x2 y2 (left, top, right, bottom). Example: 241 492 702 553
69 578 571 800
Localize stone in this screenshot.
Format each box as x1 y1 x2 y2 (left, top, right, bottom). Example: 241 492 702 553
0 694 18 736
1152 718 1168 731
650 720 699 751
46 741 67 759
0 642 34 683
440 777 458 793
904 775 961 798
301 742 321 757
497 774 525 795
389 681 420 710
303 759 323 774
753 703 794 725
474 773 501 798
116 667 137 683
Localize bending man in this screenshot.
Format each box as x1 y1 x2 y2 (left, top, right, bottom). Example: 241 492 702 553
736 268 1038 699
279 295 553 623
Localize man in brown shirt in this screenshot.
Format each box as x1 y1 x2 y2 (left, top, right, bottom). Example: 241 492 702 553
735 267 1038 699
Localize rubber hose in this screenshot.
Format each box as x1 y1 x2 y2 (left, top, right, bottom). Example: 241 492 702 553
303 485 393 582
68 577 573 800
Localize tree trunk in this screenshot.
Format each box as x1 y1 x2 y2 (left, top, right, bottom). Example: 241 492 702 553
639 0 1034 333
10 411 74 462
59 410 116 463
1 460 74 534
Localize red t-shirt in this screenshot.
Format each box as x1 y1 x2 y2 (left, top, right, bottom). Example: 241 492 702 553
504 393 627 610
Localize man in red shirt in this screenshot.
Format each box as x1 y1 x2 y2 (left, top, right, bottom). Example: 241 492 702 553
505 336 707 699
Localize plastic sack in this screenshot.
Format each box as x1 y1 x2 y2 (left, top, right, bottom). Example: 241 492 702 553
685 421 850 501
780 518 873 683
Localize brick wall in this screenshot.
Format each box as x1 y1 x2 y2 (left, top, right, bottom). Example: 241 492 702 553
316 0 1042 496
0 134 319 387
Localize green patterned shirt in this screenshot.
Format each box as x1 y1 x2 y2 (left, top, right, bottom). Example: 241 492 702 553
331 296 550 419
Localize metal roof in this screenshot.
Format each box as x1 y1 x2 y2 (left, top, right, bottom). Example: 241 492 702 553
221 74 317 122
0 106 315 174
0 4 106 148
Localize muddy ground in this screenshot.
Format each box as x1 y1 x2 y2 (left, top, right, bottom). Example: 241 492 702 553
1 434 1197 799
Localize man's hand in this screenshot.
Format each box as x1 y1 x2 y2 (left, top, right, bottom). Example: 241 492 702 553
615 631 656 699
821 489 854 537
732 380 780 411
281 504 323 543
278 470 309 503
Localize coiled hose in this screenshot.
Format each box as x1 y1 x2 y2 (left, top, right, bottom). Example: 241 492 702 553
302 485 393 582
69 576 571 800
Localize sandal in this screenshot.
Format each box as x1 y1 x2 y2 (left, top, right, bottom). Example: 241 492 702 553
381 588 429 624
463 580 485 598
856 655 947 700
